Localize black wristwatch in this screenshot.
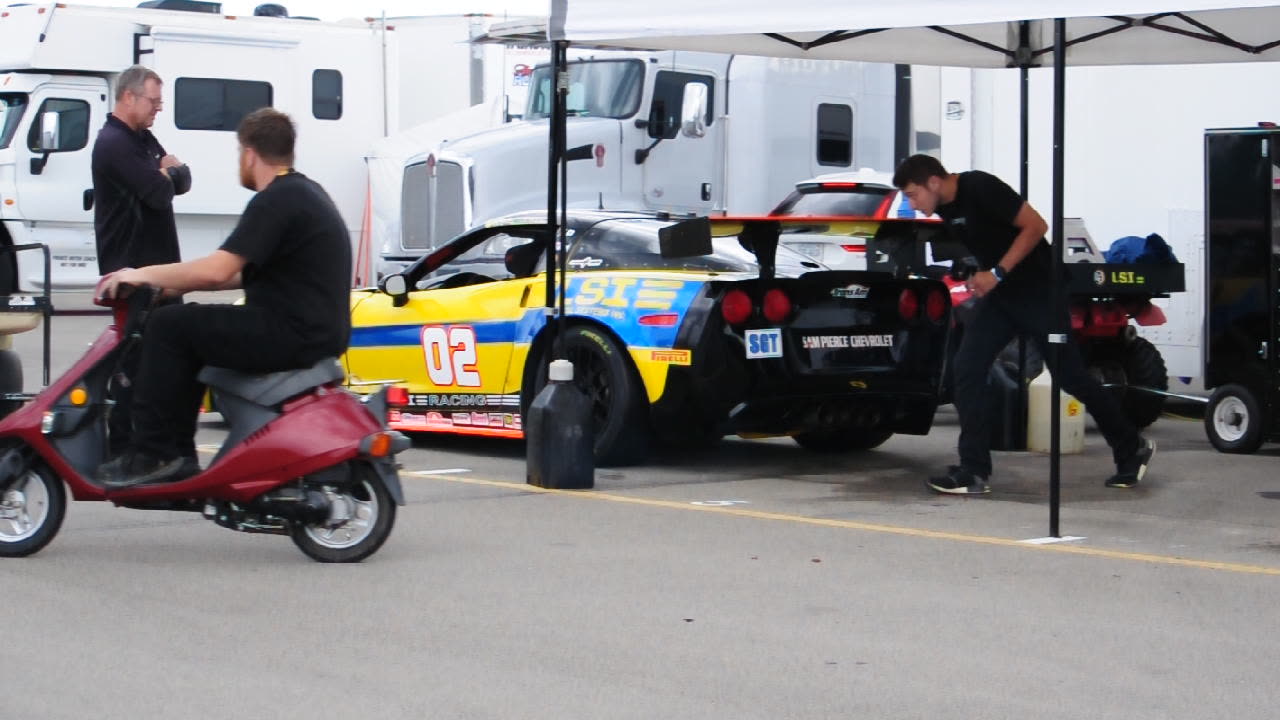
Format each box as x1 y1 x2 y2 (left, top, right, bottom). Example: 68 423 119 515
991 264 1008 283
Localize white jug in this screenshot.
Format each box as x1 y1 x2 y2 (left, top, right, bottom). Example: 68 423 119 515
1026 369 1085 454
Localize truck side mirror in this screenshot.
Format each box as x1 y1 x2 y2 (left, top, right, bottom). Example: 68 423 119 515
680 84 708 139
37 111 60 152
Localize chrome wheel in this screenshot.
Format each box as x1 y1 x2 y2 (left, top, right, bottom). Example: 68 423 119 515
301 480 379 550
1 472 50 542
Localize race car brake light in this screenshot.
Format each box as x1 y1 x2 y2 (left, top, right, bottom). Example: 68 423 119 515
898 288 920 321
721 289 752 325
639 313 679 326
819 182 861 189
762 288 792 324
386 386 410 407
839 244 866 253
924 287 947 324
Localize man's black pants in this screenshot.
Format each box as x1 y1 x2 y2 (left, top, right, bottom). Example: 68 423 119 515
953 288 1140 478
129 303 314 461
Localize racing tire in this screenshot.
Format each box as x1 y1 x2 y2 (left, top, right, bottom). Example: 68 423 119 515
530 325 651 467
1117 337 1168 429
290 463 396 563
0 349 22 420
0 461 66 558
792 427 893 453
1204 383 1265 454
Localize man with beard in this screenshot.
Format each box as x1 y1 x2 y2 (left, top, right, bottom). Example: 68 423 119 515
95 108 351 488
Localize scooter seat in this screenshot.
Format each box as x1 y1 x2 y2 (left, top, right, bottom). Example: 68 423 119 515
198 357 344 406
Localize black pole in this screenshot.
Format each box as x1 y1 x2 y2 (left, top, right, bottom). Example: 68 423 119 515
545 40 567 354
1014 20 1031 452
1049 18 1066 538
893 64 912 166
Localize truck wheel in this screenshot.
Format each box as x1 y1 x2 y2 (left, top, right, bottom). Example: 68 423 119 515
793 427 893 452
1117 337 1168 428
1204 384 1265 454
529 325 651 466
0 350 22 420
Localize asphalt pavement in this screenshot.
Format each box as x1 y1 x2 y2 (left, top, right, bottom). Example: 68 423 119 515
2 298 1277 719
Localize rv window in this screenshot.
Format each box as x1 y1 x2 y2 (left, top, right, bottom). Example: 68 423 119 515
174 78 273 131
816 103 853 167
25 98 90 153
312 69 342 120
0 94 27 150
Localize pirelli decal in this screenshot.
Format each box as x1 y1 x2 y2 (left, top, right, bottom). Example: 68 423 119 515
650 349 692 365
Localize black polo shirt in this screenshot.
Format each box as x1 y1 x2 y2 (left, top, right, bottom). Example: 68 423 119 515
91 114 191 273
220 171 352 359
934 170 1050 295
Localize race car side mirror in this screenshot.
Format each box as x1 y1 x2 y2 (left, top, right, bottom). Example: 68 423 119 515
380 273 409 307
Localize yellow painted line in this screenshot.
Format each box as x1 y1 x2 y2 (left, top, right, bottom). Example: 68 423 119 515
419 472 1280 578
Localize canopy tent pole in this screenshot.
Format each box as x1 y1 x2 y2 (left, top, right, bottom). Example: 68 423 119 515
1049 18 1067 537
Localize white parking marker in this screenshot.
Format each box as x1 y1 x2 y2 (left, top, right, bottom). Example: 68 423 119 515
1020 536 1086 545
406 468 472 476
691 500 750 506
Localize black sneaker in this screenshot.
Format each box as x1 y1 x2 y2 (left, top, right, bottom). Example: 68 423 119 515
927 465 990 495
99 452 188 490
1106 437 1156 488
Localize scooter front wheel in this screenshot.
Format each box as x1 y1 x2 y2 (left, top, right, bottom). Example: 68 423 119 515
0 462 66 558
290 462 395 563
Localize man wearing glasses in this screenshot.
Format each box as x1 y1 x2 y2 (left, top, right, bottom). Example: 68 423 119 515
91 64 192 458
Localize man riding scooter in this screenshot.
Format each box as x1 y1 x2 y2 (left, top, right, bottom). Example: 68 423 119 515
97 107 352 488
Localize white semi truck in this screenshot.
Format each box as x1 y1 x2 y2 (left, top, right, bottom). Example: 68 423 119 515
379 47 900 273
0 1 523 292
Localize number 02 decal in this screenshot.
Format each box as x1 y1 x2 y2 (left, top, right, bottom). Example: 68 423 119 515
420 325 482 387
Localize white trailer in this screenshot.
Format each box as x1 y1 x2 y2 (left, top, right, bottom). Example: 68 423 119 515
380 45 898 272
0 1 515 292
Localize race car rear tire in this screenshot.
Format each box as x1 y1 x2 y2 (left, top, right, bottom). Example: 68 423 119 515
1118 336 1168 429
792 427 893 453
531 324 651 466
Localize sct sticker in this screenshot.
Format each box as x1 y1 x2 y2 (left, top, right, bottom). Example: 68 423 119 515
745 329 783 359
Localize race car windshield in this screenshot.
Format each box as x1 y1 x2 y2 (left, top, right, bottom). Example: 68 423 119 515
572 220 824 276
0 94 28 150
773 186 895 217
525 59 644 120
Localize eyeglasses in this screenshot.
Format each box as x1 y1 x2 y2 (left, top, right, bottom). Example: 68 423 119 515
135 93 163 109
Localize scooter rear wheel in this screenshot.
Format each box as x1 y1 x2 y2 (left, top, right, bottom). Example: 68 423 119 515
0 462 65 558
290 463 395 563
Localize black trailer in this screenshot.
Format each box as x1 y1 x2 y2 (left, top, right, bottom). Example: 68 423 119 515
1203 126 1280 453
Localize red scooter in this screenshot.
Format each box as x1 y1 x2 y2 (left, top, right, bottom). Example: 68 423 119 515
0 286 407 562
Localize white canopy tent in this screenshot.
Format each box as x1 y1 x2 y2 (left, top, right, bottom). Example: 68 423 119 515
549 1 1280 66
532 1 1280 532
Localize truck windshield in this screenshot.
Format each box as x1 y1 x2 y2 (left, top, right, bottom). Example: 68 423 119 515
0 94 28 150
525 59 643 120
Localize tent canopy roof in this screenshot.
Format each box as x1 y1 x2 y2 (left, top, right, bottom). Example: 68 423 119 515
531 1 1280 67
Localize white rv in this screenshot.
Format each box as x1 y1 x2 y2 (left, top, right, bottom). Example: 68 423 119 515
380 49 898 272
0 1 515 292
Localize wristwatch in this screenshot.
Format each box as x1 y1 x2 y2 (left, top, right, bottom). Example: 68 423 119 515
991 264 1008 283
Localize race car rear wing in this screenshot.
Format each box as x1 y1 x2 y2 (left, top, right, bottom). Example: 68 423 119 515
659 215 960 281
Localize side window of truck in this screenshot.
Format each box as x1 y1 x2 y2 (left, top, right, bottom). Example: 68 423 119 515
174 78 273 131
816 103 853 167
26 98 90 153
647 71 714 140
312 70 342 120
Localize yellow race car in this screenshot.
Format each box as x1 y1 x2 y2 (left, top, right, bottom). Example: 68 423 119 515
345 211 951 465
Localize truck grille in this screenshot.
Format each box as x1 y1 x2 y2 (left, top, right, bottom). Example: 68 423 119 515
401 160 466 250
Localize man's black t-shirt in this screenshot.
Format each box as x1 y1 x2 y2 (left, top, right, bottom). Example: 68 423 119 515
220 171 351 360
92 114 191 273
934 170 1050 294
